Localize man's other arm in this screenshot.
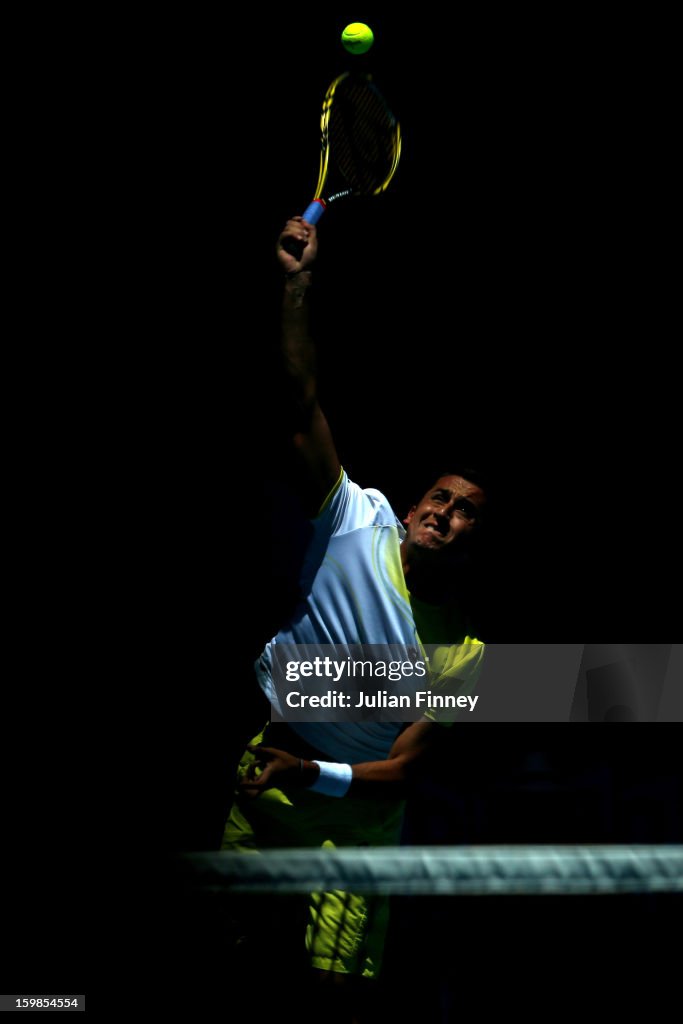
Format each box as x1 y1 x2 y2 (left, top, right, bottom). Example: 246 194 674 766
240 720 446 799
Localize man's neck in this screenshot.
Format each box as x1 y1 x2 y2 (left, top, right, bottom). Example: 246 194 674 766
400 541 455 606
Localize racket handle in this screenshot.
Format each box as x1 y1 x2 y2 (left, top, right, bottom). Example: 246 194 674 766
302 199 326 225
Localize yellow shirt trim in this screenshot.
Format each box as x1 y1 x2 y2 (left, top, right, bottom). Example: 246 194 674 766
314 465 345 518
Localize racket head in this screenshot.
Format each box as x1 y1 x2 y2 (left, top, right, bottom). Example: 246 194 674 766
314 72 401 203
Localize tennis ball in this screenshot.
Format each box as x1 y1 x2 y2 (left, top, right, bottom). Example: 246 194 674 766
341 22 374 55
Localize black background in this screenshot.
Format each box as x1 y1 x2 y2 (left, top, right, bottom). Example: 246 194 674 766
5 9 679 1014
129 8 677 638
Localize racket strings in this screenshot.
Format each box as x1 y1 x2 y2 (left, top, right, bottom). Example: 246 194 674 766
329 81 398 194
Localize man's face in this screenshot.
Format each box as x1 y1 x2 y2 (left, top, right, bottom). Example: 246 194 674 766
403 475 486 558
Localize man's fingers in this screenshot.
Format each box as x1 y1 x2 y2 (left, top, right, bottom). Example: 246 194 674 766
281 219 314 244
239 778 263 789
239 763 274 797
247 745 282 760
246 745 275 760
238 779 265 799
282 219 308 237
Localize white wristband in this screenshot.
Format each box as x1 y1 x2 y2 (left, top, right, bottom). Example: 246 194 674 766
310 760 353 798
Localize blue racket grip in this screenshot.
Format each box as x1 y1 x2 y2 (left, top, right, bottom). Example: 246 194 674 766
302 199 326 225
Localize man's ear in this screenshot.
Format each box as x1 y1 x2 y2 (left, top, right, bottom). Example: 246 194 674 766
403 505 416 526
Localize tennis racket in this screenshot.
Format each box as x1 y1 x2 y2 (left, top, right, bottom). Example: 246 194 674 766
299 71 401 226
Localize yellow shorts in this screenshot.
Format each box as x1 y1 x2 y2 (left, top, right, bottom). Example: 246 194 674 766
221 724 405 978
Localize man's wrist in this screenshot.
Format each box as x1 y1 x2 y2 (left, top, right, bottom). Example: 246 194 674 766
284 270 313 292
283 270 312 307
300 758 321 787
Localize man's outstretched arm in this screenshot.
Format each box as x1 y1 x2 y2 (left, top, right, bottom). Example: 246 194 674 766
239 720 445 800
278 217 341 514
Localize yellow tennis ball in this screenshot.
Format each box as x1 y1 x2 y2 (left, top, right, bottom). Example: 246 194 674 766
341 22 374 55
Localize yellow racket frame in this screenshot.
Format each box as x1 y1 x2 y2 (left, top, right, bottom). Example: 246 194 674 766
313 72 402 201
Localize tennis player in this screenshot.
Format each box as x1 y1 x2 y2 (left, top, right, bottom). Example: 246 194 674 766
221 217 487 1019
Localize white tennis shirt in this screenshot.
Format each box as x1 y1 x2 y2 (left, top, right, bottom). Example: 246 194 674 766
256 470 484 762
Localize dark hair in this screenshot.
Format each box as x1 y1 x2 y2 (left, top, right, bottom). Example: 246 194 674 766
417 463 494 510
437 465 489 493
